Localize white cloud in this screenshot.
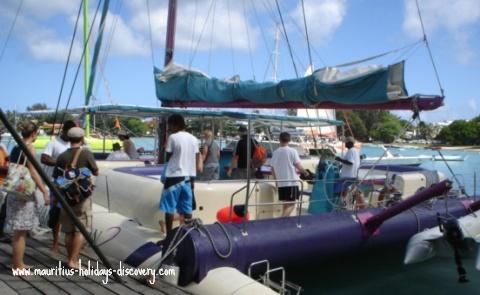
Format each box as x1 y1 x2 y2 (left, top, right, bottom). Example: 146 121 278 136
290 0 347 45
467 98 478 111
403 0 480 64
129 0 258 52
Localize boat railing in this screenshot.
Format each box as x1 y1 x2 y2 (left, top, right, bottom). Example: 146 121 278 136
247 259 302 295
236 179 304 234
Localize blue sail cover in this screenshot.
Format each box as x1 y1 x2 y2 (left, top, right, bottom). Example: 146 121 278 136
155 62 443 111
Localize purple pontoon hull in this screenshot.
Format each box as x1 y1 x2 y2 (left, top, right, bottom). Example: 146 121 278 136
169 195 477 286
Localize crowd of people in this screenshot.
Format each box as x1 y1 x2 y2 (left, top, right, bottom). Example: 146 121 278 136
0 113 363 272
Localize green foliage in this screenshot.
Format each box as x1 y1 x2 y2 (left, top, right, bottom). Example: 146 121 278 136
370 120 402 143
123 118 149 136
26 103 48 111
337 110 406 143
436 119 480 145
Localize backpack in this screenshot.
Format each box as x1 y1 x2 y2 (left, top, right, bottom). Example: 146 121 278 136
55 148 94 206
251 143 267 169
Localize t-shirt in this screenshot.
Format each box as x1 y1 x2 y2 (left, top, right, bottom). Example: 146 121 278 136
203 139 220 167
53 147 98 179
165 131 199 177
269 146 301 187
106 151 131 161
42 137 70 178
234 136 256 169
340 148 360 178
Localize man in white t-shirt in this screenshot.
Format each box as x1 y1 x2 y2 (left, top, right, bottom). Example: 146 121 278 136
270 132 307 217
334 136 366 208
159 114 203 236
40 120 76 252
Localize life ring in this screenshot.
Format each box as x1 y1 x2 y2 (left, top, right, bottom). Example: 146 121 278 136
216 205 249 223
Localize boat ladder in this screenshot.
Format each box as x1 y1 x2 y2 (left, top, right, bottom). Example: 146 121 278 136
248 260 302 295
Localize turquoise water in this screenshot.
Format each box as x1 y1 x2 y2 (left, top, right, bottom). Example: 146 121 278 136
293 145 480 295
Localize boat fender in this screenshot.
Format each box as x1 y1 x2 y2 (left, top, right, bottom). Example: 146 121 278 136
437 213 469 283
216 205 249 223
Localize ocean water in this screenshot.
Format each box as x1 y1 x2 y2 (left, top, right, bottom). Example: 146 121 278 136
291 145 480 295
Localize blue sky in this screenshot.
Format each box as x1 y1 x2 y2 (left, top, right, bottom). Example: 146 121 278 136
0 0 479 123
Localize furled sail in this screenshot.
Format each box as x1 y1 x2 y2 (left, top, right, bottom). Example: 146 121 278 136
154 62 443 111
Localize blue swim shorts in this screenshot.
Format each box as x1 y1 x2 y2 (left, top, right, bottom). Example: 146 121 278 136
159 177 193 215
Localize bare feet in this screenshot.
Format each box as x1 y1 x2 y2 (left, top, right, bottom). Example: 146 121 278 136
67 261 80 269
50 243 60 253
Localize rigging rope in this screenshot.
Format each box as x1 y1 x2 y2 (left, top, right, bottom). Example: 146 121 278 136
146 0 156 66
0 0 24 67
274 0 298 78
242 0 256 80
188 0 215 68
188 0 199 67
58 0 103 131
95 0 123 105
300 0 314 70
226 0 236 73
207 0 217 73
333 39 423 68
415 0 444 97
51 0 84 137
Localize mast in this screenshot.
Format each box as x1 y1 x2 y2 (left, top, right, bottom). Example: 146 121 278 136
164 0 177 66
158 0 178 163
83 0 90 137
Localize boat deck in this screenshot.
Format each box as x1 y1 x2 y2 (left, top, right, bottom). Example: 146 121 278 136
0 234 190 295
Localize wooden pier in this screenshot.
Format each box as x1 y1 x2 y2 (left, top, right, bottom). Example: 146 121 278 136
0 235 190 295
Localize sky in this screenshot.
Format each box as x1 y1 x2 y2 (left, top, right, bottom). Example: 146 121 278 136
0 0 479 123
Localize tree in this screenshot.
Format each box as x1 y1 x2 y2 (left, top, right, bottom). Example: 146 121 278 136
417 121 434 140
370 120 402 143
26 103 48 111
436 120 478 145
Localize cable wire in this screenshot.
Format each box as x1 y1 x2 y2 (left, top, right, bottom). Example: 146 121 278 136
415 0 444 97
51 0 84 137
0 0 24 67
274 0 298 77
58 0 103 129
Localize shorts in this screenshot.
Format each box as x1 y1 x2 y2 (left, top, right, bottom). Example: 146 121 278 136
60 198 92 234
278 186 300 202
160 177 193 215
334 178 357 194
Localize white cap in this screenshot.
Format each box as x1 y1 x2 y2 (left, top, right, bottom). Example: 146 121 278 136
67 127 85 138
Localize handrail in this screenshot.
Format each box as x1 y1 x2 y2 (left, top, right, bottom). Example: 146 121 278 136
241 178 304 234
228 184 248 221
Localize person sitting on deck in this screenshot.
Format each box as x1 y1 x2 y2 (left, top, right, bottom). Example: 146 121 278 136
106 142 131 161
159 114 203 237
334 136 366 209
118 130 138 160
270 132 307 217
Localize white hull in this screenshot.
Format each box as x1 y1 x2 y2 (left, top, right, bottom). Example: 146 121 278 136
93 160 316 232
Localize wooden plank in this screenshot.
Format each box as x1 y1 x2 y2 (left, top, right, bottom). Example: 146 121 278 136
27 240 143 295
0 280 18 295
23 241 119 295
